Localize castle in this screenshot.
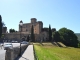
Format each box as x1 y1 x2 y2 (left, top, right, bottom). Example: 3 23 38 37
2 18 49 42
19 18 43 34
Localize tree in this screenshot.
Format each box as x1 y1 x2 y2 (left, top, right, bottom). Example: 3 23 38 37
0 15 2 38
2 22 5 27
49 24 52 42
52 28 56 32
58 27 78 47
9 28 16 33
12 29 15 32
9 29 12 33
1 34 4 38
52 31 61 42
31 25 35 42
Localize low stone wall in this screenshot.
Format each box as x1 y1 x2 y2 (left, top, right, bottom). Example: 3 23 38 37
5 44 28 60
3 33 48 41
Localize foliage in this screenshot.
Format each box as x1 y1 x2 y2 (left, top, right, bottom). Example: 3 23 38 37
49 25 52 41
58 27 78 47
34 43 80 60
52 28 56 32
0 15 2 38
9 28 16 33
52 31 61 42
2 22 5 27
15 31 18 32
31 25 35 42
1 34 4 38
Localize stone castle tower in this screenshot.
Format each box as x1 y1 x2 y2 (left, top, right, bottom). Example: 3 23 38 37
19 18 43 34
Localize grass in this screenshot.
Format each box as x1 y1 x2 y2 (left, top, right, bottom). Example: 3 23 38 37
34 43 80 60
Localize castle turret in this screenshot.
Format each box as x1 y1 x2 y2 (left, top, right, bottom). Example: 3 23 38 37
31 18 37 24
19 20 23 32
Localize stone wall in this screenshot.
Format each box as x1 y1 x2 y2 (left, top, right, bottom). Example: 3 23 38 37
3 33 29 40
19 18 43 34
3 31 48 42
5 44 28 60
35 32 48 42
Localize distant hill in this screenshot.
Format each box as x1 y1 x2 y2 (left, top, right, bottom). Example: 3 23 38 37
75 33 80 41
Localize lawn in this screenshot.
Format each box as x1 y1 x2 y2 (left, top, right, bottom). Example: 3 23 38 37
34 43 80 60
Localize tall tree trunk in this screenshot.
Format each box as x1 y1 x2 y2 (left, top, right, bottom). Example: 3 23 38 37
0 15 2 38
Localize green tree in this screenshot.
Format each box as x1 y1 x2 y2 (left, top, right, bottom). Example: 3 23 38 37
52 31 60 42
0 15 2 38
31 25 35 42
52 28 56 32
2 22 5 27
9 28 15 33
58 27 78 47
49 24 52 42
1 34 4 38
12 29 15 32
9 29 11 33
9 29 12 33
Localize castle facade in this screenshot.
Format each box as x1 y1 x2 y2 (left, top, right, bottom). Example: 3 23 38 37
2 18 49 42
19 18 43 34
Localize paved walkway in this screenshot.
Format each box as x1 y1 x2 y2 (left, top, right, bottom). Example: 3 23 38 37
19 45 34 60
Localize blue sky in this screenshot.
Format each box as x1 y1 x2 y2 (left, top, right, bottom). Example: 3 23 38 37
0 0 80 33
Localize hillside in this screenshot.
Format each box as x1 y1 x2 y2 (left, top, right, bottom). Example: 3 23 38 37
34 43 80 60
75 33 80 41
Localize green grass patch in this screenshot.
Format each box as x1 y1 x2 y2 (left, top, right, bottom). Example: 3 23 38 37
34 43 80 60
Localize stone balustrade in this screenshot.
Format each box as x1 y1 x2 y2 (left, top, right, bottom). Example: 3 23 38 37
5 44 28 60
